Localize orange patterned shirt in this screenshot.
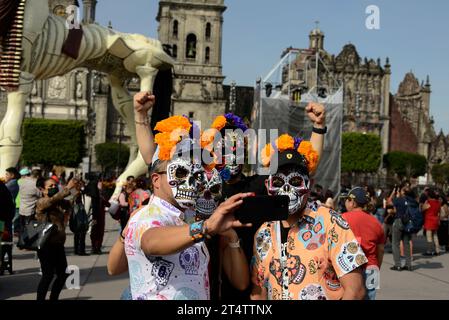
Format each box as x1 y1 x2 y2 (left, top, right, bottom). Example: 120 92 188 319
251 206 368 300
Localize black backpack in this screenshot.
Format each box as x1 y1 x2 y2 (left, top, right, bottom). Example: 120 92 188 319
401 200 423 234
69 197 90 233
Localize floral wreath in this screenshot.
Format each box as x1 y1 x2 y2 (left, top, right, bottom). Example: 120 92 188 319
211 113 248 132
201 113 248 149
261 134 319 174
154 115 217 171
153 115 192 161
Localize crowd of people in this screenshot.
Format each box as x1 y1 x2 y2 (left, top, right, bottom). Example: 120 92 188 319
1 90 448 301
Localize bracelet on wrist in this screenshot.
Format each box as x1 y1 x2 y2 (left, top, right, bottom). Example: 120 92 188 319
135 119 150 126
312 126 327 134
189 221 206 243
228 239 240 249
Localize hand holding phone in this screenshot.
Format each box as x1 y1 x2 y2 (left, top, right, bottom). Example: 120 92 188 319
234 195 289 224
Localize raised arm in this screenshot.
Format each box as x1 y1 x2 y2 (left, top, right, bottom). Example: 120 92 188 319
134 92 156 165
35 179 77 214
306 102 326 162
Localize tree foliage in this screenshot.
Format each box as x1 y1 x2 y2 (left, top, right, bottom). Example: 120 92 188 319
95 142 130 172
341 132 382 173
22 119 86 167
383 151 427 179
431 163 449 186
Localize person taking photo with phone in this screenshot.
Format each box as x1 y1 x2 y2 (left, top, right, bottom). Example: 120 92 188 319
250 134 367 300
35 177 79 300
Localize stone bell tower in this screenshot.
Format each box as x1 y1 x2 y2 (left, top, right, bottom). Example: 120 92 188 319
157 0 227 128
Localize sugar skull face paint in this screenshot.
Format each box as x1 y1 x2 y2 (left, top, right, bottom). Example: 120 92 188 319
267 170 310 215
216 130 245 181
195 168 222 218
166 157 206 209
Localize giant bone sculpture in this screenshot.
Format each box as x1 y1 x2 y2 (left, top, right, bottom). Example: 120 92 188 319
0 0 174 198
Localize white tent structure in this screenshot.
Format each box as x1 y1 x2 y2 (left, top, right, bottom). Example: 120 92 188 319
251 49 344 194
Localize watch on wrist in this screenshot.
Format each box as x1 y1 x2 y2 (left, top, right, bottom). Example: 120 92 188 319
312 126 327 134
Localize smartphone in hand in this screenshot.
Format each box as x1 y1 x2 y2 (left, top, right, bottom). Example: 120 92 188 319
234 195 289 224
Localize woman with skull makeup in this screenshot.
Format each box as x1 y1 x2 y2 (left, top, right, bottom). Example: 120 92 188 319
202 103 327 300
250 134 368 300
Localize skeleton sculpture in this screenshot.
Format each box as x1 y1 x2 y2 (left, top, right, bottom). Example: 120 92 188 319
0 0 174 198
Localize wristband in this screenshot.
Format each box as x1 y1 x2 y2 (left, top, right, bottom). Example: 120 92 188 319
190 221 206 243
228 239 240 249
312 126 327 134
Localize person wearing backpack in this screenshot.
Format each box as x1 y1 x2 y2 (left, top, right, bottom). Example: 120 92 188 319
70 183 89 256
388 185 419 271
422 189 441 256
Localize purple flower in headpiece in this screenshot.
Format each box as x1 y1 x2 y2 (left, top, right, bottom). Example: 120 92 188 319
220 168 231 181
294 137 303 149
224 113 248 132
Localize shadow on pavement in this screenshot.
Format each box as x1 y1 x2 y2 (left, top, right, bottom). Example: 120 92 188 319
414 262 444 270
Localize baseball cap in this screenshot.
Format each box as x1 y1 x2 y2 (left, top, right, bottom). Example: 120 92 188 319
277 150 309 176
344 187 369 206
19 167 31 176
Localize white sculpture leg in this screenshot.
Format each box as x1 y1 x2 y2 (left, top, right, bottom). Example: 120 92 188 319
0 73 34 177
109 76 149 200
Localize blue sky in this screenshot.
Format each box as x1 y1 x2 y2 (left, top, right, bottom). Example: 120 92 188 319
95 0 449 133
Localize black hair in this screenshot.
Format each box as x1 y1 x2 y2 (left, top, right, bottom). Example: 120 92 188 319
6 167 20 179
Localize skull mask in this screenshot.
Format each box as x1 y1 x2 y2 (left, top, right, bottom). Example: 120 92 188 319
267 169 310 215
166 157 206 209
216 130 245 181
195 168 222 218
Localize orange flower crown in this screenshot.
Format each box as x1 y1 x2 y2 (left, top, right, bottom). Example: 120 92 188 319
261 134 319 174
154 116 192 161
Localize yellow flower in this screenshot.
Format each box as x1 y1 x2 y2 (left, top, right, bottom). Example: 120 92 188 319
261 143 275 167
211 115 227 131
297 141 319 173
154 116 192 134
275 134 295 152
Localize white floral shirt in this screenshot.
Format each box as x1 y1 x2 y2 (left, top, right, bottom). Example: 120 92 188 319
124 195 210 300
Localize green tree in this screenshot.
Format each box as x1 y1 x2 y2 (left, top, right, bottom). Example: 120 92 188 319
383 151 427 179
341 132 382 173
22 119 86 167
431 163 449 186
95 142 130 172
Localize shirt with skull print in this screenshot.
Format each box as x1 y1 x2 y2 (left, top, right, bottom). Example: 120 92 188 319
124 195 210 300
251 206 368 300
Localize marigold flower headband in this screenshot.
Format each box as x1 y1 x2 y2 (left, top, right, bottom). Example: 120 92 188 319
261 134 319 174
153 115 216 170
201 113 248 149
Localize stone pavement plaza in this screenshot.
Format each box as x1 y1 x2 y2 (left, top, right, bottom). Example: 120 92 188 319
1 215 449 300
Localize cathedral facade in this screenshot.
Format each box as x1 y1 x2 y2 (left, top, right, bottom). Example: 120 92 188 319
282 28 392 155
157 0 227 128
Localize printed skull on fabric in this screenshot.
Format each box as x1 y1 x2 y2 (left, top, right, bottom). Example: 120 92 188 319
179 246 200 275
337 241 367 273
167 157 206 209
195 168 222 218
298 215 326 250
268 171 310 215
299 284 328 300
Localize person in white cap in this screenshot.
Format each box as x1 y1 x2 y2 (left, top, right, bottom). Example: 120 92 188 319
18 168 41 231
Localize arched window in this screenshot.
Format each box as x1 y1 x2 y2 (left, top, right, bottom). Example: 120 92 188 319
172 44 178 59
205 47 210 63
205 22 211 40
186 34 197 59
173 20 178 38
